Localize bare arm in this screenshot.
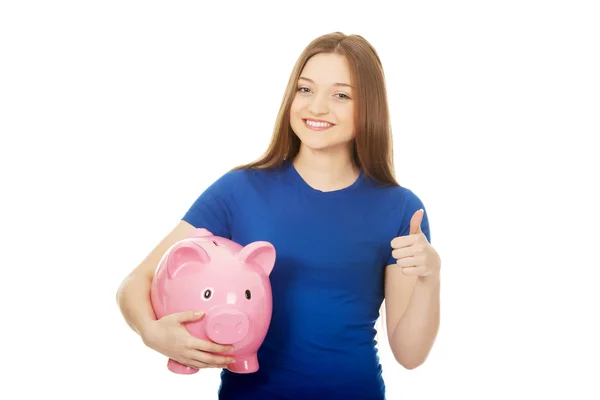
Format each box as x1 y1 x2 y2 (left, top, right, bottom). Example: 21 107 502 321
116 220 197 339
384 268 440 369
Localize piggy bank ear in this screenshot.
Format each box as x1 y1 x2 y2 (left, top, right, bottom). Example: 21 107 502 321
167 241 211 278
237 241 276 276
186 228 214 239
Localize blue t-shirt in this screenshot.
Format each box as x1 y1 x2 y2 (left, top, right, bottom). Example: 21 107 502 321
182 160 431 400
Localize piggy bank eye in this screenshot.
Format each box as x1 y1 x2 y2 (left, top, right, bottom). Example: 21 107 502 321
203 289 212 300
245 290 251 300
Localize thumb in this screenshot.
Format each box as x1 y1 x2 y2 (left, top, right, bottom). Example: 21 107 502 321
409 209 424 235
173 310 204 323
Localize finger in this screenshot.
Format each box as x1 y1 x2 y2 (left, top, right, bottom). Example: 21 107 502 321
188 349 236 366
186 360 206 369
391 234 418 249
392 246 419 260
396 256 419 268
180 358 229 370
176 357 206 370
410 209 424 235
172 310 205 323
191 338 235 354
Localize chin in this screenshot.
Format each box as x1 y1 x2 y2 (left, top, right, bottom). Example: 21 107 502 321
295 135 330 151
296 133 352 153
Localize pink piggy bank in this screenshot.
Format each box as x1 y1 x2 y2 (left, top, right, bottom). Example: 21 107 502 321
150 228 276 375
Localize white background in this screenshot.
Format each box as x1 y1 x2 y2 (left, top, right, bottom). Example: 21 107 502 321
1 1 599 399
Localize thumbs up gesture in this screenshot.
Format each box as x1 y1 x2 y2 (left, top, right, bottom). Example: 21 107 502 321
390 209 441 279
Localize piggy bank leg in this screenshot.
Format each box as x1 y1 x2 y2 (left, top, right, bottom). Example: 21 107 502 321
168 358 199 374
226 354 258 374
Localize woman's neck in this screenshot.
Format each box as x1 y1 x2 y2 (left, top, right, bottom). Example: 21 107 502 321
292 144 360 192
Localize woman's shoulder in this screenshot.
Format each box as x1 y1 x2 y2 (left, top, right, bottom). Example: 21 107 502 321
385 184 423 203
360 176 427 215
362 175 422 200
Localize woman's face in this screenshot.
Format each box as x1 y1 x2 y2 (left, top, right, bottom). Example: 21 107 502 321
290 53 355 153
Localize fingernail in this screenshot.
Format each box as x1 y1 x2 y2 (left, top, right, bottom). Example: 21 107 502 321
194 311 203 316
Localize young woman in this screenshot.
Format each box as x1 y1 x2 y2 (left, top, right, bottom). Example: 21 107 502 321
117 32 441 400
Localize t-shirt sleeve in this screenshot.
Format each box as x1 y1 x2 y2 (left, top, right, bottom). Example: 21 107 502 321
181 171 237 239
385 189 432 266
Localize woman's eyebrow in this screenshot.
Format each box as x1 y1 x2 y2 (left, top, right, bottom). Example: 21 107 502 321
298 76 353 89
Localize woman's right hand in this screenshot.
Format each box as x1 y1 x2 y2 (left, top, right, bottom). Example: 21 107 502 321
142 310 236 370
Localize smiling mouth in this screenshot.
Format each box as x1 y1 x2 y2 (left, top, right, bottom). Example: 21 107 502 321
303 119 335 131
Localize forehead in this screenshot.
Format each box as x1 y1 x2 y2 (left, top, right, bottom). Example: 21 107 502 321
300 53 352 86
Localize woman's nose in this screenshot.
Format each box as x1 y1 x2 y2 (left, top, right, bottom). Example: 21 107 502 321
307 94 329 115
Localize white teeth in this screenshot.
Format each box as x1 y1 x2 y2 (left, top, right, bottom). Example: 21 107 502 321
305 120 332 127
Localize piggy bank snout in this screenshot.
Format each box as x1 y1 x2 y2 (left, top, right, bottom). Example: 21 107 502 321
205 308 250 345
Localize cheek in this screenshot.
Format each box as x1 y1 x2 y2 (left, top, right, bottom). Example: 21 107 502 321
331 106 354 135
337 105 354 124
289 101 306 132
290 98 304 116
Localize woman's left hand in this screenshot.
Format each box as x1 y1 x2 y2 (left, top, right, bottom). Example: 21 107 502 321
390 209 441 279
